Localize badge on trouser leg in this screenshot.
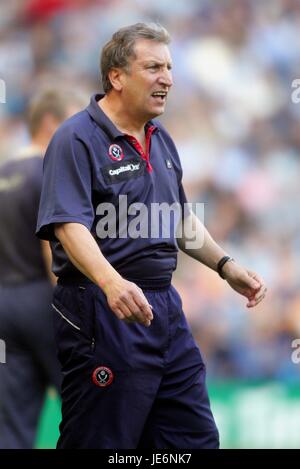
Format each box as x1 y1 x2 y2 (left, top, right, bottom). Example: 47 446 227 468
92 366 114 388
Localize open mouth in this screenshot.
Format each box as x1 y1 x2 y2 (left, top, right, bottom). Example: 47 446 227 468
151 91 167 102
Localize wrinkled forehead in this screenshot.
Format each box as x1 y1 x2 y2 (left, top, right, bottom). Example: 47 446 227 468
131 38 172 64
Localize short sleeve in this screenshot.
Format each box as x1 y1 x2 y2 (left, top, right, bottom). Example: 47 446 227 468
36 126 94 241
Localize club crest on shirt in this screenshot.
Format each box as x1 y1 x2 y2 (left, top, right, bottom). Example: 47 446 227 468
108 144 124 161
92 366 114 388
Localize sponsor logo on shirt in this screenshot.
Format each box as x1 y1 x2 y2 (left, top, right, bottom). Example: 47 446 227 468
109 162 140 176
101 157 146 184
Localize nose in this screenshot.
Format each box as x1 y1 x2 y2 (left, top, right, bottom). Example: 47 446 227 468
158 68 173 88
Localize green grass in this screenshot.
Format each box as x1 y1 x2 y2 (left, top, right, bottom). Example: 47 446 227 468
35 388 61 449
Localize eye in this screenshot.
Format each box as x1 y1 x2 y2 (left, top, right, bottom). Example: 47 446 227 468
147 64 159 71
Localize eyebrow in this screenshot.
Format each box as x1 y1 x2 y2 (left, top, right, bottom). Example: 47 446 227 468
143 60 173 68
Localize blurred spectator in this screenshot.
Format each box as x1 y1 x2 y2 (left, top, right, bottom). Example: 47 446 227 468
0 87 87 448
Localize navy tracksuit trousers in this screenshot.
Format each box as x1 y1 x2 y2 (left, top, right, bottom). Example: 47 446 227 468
52 281 219 449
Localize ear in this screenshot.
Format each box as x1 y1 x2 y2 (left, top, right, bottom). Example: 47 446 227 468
108 68 126 92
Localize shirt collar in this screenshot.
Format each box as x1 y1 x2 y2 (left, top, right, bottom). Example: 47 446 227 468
86 94 159 140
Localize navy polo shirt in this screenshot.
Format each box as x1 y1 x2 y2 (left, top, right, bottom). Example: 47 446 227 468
36 94 188 283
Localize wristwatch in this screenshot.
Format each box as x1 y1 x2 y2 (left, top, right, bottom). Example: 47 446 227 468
217 256 234 279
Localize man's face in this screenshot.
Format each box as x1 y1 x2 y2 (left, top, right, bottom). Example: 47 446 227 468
119 39 173 121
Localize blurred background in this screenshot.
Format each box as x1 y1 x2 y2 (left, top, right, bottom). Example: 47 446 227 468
1 0 300 448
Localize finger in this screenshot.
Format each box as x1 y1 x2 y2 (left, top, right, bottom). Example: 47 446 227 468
116 307 144 325
113 308 126 321
136 285 152 304
247 271 264 290
131 290 153 320
123 306 151 327
246 289 263 303
247 277 261 291
125 317 151 327
122 288 152 325
137 287 153 311
109 299 137 321
247 291 266 308
135 297 153 321
127 284 153 324
256 289 267 303
116 302 136 320
253 272 265 285
254 286 267 302
247 285 267 304
137 286 152 302
123 295 148 324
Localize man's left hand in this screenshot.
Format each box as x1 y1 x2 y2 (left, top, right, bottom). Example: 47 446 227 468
221 261 267 308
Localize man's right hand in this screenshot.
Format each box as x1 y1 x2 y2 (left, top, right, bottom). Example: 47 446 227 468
53 223 153 326
103 274 153 327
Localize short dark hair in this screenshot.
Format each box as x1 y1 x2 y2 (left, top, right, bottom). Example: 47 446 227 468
27 88 87 137
100 22 171 93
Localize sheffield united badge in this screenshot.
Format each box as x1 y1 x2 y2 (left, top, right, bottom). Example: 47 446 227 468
108 144 124 161
92 366 114 388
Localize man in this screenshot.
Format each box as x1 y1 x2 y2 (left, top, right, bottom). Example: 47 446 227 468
0 88 86 448
36 23 267 449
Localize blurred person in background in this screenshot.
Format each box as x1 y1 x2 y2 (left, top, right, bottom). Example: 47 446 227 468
0 88 87 449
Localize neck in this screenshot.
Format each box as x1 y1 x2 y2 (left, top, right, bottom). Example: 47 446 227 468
99 93 147 137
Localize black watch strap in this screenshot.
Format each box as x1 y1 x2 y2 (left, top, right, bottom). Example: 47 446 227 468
217 256 234 279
